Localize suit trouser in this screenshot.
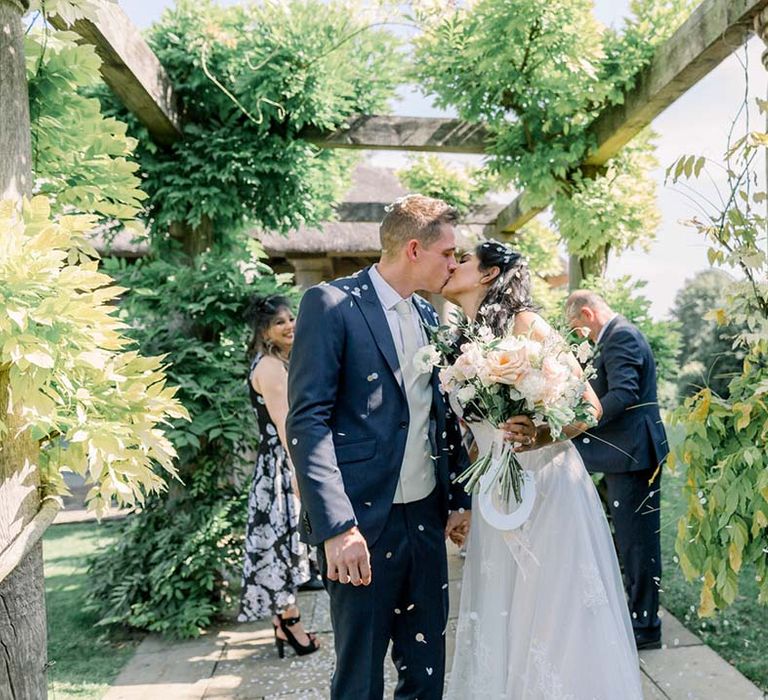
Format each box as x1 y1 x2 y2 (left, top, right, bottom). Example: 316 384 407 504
599 467 662 643
318 489 449 700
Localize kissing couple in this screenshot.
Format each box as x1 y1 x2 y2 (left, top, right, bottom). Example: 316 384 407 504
286 195 643 699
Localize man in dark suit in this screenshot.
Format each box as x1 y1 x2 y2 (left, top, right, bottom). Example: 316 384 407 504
566 290 668 650
287 196 535 699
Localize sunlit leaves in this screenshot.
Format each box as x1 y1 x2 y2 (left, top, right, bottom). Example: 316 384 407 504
26 30 146 222
0 197 188 516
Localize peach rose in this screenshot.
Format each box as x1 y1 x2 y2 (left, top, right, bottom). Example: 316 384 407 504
486 345 529 385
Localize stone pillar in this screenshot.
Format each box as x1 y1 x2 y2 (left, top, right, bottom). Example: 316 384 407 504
0 0 32 201
288 256 334 288
0 2 50 697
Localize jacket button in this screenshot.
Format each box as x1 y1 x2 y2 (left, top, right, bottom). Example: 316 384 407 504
399 421 408 429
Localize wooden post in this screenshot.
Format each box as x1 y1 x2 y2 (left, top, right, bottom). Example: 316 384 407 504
0 2 50 698
287 256 333 288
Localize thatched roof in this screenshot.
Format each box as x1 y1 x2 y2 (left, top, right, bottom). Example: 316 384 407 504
258 163 505 257
90 162 508 258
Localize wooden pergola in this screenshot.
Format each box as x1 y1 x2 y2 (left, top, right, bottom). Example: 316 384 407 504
3 0 768 695
48 0 768 243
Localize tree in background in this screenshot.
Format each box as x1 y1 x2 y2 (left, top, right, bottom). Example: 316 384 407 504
582 274 680 386
397 155 499 216
670 269 746 399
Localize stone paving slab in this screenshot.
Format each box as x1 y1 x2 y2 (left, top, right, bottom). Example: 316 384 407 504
639 644 764 700
102 634 223 699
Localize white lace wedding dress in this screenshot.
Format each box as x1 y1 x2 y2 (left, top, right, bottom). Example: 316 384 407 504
446 412 643 700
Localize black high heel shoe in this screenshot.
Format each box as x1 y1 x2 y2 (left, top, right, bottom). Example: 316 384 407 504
279 614 320 657
273 620 286 659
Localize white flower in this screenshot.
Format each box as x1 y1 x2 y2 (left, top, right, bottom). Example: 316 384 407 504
516 369 549 408
413 345 441 374
576 341 593 363
456 384 476 406
439 365 463 393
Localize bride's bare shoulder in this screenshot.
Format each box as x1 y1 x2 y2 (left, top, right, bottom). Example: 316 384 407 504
512 310 552 340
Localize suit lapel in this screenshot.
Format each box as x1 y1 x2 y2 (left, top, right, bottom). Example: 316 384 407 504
412 296 443 394
353 268 405 391
595 315 623 373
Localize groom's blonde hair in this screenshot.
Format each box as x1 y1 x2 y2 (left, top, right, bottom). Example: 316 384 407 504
379 194 459 258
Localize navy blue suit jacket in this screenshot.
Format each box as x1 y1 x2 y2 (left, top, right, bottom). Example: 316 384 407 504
286 267 471 547
574 316 669 474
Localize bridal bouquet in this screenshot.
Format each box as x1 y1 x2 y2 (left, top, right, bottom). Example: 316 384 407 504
415 320 597 504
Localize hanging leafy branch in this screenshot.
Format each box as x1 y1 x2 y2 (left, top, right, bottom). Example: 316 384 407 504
26 28 147 222
667 102 768 615
0 197 188 516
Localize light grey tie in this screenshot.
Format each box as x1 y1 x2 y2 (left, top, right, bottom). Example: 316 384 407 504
394 298 419 368
392 297 435 503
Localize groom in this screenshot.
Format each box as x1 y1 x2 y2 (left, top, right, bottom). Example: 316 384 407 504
286 195 475 699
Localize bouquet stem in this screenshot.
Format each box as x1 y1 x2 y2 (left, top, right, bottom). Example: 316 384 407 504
453 431 525 504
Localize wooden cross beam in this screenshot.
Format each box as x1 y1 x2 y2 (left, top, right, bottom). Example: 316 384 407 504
486 0 768 236
302 115 489 154
52 6 489 153
49 4 183 145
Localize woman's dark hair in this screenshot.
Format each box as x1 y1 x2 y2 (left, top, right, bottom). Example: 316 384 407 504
474 239 534 336
245 294 293 361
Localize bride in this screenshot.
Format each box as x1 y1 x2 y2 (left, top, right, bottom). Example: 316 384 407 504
441 240 643 700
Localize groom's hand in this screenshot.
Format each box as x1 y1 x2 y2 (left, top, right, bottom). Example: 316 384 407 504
445 511 471 547
324 526 371 586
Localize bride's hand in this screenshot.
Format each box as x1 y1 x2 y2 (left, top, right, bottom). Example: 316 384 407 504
500 415 537 449
445 510 471 547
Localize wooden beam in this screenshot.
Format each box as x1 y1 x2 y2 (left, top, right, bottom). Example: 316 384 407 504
50 8 490 153
50 4 182 145
487 0 768 235
303 115 489 154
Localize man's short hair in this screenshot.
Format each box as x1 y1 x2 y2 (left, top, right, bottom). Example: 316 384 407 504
565 290 611 319
379 194 459 257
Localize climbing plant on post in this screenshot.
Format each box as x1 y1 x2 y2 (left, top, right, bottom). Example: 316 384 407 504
83 0 404 637
412 0 690 284
666 122 768 614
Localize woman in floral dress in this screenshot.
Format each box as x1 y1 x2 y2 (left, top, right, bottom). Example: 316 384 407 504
238 294 319 657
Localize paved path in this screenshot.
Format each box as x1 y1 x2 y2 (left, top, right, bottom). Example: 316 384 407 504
102 544 765 700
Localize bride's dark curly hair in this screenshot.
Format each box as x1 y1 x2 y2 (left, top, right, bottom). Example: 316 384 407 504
473 239 535 336
245 294 293 361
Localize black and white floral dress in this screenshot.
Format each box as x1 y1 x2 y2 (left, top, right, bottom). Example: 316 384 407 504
238 354 310 621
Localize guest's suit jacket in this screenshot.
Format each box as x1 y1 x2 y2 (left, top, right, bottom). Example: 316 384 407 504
574 315 668 474
286 267 471 547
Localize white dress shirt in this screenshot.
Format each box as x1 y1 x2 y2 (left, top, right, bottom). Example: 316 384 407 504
368 264 427 348
596 313 619 345
367 264 435 503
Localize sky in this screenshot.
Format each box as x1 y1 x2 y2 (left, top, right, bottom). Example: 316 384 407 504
121 0 768 319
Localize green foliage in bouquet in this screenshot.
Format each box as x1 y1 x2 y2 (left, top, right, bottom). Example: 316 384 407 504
85 247 294 637
412 1 689 262
0 197 188 514
94 0 401 240
581 274 680 384
666 115 768 616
